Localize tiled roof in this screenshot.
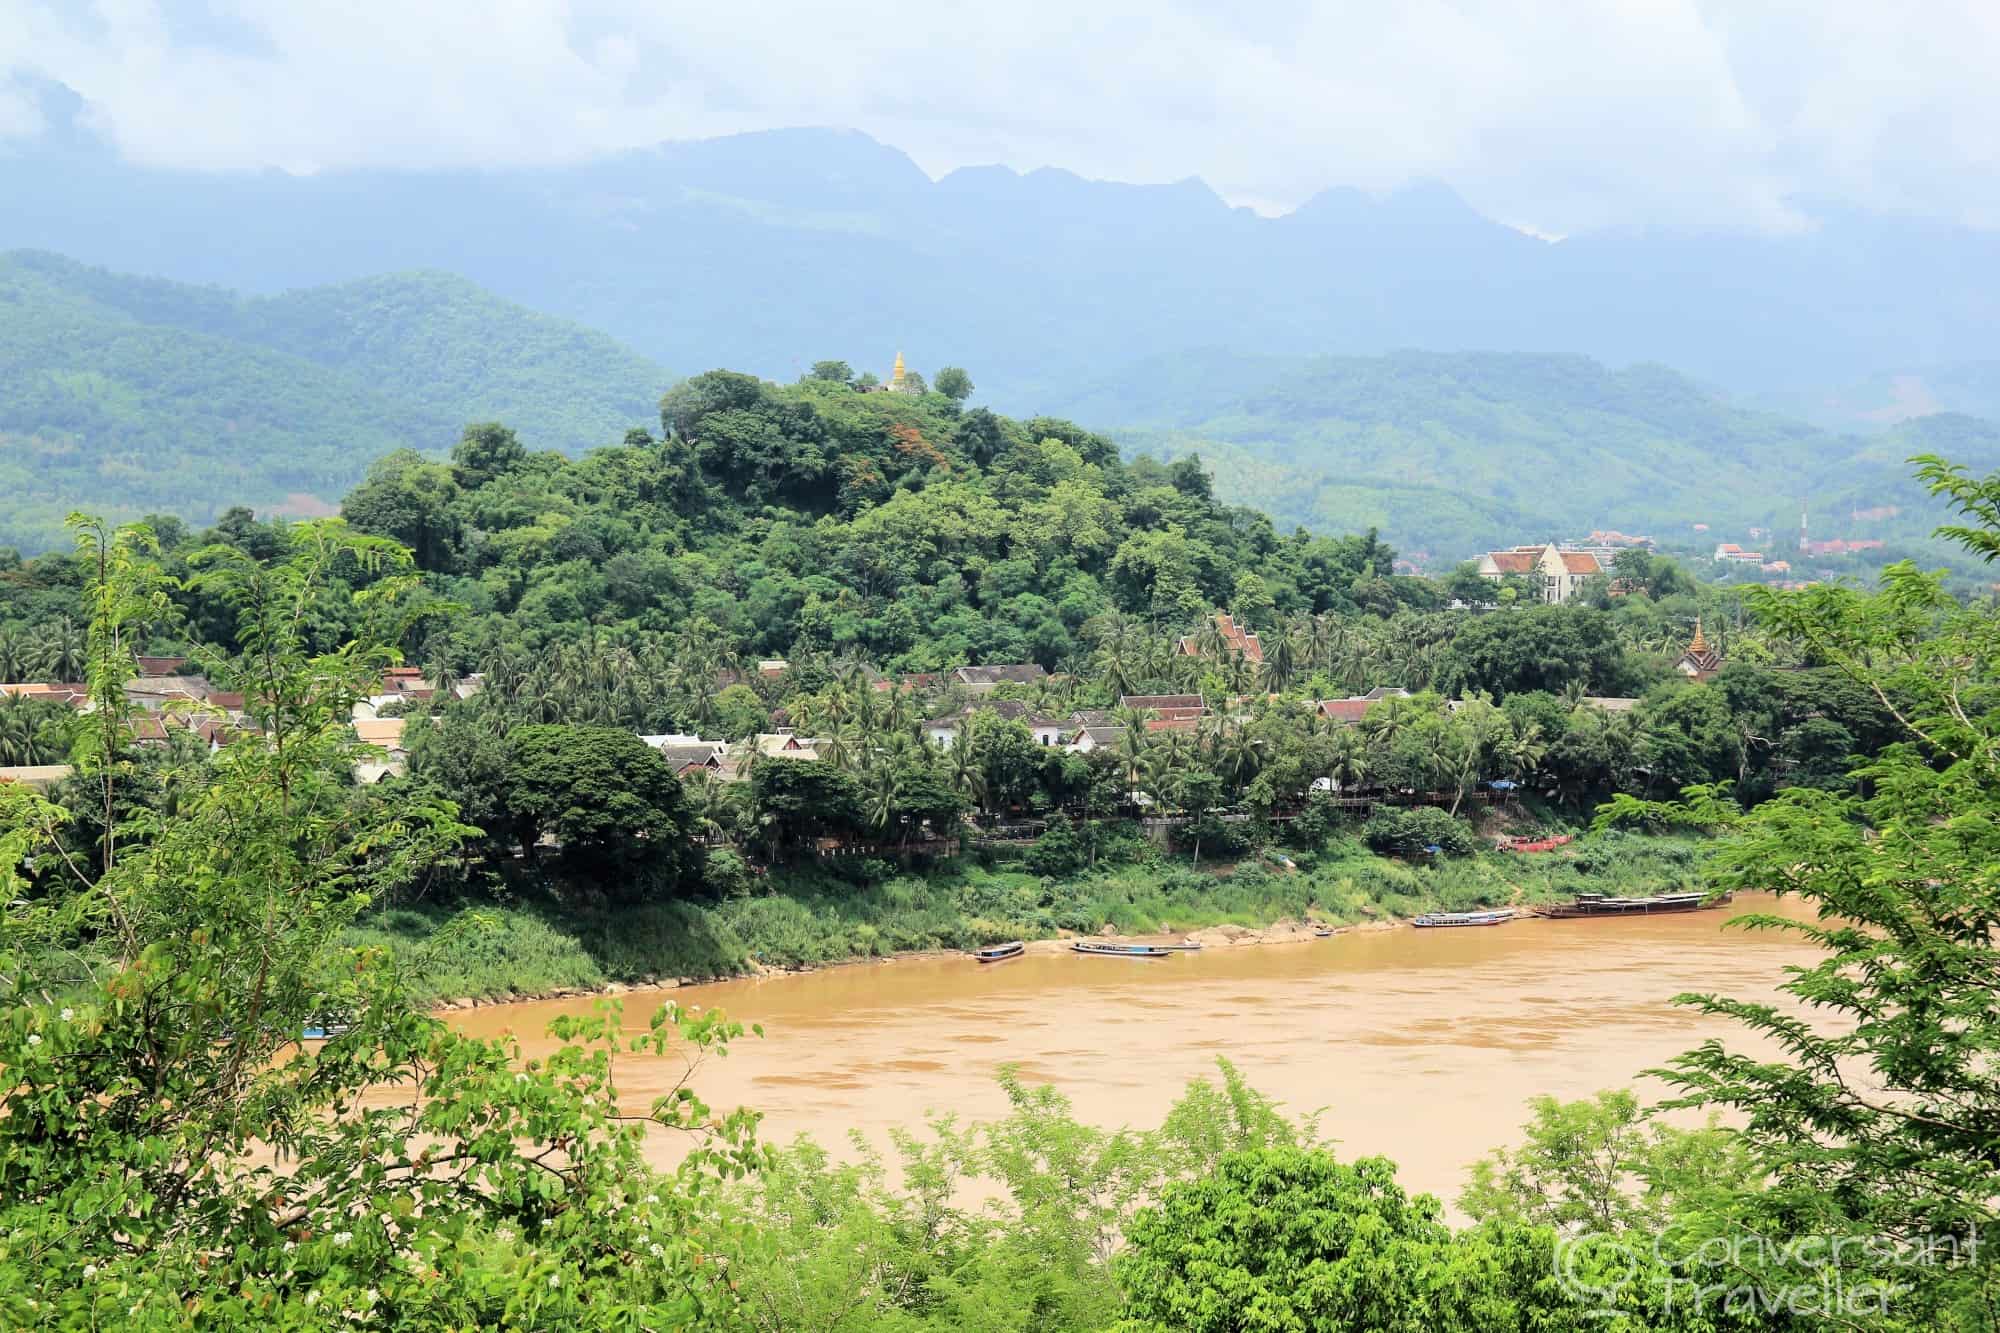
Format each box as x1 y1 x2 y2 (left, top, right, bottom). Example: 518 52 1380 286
656 744 722 771
1144 717 1200 733
1315 699 1373 724
353 719 408 748
1560 552 1602 575
1119 694 1204 711
953 664 1048 686
1484 551 1537 573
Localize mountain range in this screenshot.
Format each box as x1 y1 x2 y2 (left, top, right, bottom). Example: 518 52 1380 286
0 251 665 549
5 247 1998 566
3 85 1996 415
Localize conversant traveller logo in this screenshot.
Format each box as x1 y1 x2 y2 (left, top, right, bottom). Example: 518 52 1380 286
1551 1226 1981 1321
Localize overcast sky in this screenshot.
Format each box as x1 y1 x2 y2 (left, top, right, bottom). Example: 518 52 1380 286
3 0 1997 235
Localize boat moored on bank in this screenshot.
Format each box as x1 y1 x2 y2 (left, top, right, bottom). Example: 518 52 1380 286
1531 891 1731 919
973 941 1025 963
1412 909 1515 928
1071 941 1173 959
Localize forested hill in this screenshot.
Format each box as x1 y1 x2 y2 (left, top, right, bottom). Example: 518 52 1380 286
336 368 1425 673
0 251 667 551
1056 349 2000 559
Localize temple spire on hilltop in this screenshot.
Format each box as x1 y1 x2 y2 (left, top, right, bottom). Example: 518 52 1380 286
1688 617 1709 655
890 351 908 392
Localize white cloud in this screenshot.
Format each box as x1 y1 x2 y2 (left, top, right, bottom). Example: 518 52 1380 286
4 0 1998 233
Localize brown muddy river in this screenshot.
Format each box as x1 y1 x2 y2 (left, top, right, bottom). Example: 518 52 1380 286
450 896 1822 1203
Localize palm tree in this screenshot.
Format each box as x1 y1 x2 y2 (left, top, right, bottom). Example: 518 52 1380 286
1327 726 1369 792
1223 652 1253 697
0 698 45 765
425 657 461 702
1220 725 1266 793
1505 720 1549 783
686 771 737 842
1360 695 1414 749
0 630 29 683
34 617 86 682
1258 625 1301 695
864 763 904 837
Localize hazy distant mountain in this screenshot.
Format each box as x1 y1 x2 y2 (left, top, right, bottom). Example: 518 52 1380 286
3 92 1996 408
1752 362 2000 433
1058 349 2000 561
0 252 666 550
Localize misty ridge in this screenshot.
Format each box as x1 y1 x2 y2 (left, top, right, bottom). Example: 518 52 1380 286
4 79 1998 423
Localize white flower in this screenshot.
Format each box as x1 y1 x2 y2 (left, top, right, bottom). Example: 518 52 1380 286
283 1241 296 1252
82 1264 97 1280
548 1274 560 1289
59 1008 73 1022
648 1243 664 1259
306 1291 320 1307
644 1194 658 1205
494 1227 515 1245
333 1231 353 1247
26 1034 40 1047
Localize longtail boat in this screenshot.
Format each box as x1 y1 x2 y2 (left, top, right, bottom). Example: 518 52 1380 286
1531 891 1732 919
1412 909 1515 928
1151 940 1204 952
1071 941 1173 959
1312 926 1336 937
973 941 1025 963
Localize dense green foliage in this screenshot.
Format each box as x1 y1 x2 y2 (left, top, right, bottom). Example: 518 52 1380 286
0 519 765 1326
0 251 666 550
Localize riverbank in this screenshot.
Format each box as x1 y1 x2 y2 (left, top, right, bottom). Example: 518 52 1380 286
351 829 1709 1008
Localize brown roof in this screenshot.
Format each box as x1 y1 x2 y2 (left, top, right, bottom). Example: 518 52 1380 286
1177 613 1264 664
1560 552 1603 575
135 656 190 677
1484 551 1537 573
954 664 1048 686
1120 694 1204 711
1144 717 1200 734
657 744 722 771
353 719 409 748
1315 699 1373 724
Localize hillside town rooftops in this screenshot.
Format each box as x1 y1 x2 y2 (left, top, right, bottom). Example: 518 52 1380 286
1176 612 1264 663
954 664 1047 685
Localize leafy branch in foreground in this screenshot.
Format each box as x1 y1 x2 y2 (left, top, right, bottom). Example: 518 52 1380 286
0 518 767 1328
1639 458 2000 1326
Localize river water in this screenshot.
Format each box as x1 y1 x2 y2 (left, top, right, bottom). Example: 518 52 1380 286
450 896 1821 1204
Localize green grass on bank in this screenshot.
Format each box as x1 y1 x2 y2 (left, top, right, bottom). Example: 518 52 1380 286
349 830 1709 1006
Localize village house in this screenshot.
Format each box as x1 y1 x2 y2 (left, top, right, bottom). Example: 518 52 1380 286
1064 726 1123 755
923 697 1066 748
754 732 821 760
1314 687 1413 725
1712 543 1765 565
1474 544 1604 604
640 734 728 775
352 718 410 784
1117 694 1207 721
0 764 73 792
1579 696 1639 713
1 682 90 709
950 664 1048 695
1176 612 1263 664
